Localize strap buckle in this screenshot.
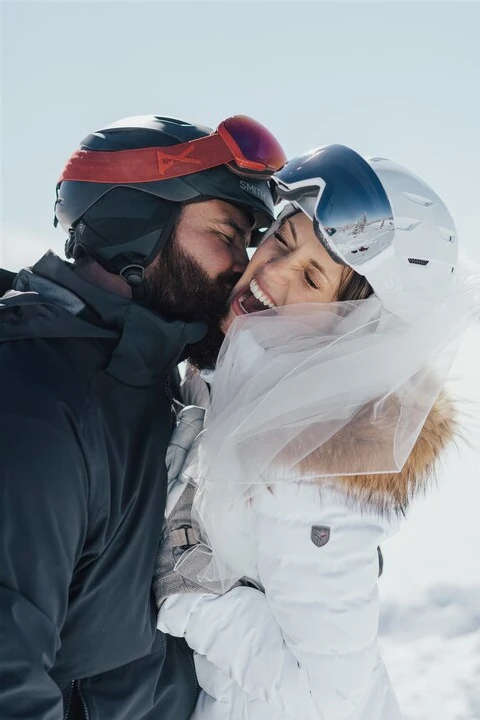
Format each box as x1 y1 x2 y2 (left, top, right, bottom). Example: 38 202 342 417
171 526 199 549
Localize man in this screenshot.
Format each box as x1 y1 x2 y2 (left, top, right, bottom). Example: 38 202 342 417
0 114 285 719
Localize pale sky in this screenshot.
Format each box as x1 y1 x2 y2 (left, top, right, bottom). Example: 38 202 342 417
1 1 479 268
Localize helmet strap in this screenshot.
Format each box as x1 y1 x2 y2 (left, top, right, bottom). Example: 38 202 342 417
65 227 76 259
131 282 150 307
119 264 151 307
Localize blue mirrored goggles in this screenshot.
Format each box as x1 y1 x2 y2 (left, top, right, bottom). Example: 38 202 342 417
272 144 395 269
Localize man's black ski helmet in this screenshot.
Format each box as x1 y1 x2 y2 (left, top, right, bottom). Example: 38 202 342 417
54 115 278 286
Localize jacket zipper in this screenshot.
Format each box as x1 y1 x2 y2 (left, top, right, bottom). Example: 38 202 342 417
63 681 74 720
165 374 179 431
77 680 90 720
63 680 89 720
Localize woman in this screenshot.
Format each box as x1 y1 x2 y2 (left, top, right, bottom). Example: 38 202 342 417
154 145 478 719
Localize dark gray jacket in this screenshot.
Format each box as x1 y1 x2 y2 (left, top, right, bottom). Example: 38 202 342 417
0 252 205 720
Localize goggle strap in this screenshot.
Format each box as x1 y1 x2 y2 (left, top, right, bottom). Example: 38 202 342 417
58 133 236 185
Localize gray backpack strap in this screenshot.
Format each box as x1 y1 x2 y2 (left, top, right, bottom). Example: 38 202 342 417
153 479 244 607
153 481 210 608
165 405 206 517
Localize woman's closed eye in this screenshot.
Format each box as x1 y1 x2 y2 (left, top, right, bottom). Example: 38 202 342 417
274 231 292 249
275 231 323 289
305 271 321 290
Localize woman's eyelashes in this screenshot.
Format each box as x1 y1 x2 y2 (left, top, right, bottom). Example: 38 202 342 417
273 231 291 249
305 272 320 289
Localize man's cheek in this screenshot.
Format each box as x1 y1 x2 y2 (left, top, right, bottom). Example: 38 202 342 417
204 256 231 281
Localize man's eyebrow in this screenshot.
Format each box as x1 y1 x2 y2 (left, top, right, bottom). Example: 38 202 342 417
215 219 251 236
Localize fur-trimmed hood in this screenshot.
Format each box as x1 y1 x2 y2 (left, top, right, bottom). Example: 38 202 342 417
298 390 457 515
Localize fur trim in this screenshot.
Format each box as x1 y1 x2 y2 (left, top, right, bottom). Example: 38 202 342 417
296 390 457 515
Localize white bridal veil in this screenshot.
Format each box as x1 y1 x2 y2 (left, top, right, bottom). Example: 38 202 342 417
176 260 480 591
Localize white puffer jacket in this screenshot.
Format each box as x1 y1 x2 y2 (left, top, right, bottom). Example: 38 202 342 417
158 379 456 720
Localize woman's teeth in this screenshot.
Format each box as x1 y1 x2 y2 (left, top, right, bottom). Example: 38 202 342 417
249 279 276 309
238 279 277 314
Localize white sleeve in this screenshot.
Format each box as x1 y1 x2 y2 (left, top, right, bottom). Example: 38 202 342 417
159 588 318 717
159 483 390 719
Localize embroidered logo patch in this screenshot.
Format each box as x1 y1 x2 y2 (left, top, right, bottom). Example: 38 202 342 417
311 525 330 548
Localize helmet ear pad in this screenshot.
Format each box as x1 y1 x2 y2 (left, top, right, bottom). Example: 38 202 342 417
69 187 181 275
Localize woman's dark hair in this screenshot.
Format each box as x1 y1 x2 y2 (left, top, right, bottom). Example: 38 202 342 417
336 267 373 301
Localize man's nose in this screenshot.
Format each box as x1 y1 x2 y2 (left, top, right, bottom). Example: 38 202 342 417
231 244 249 275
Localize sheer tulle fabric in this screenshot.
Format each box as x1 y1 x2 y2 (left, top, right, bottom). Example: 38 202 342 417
176 262 480 591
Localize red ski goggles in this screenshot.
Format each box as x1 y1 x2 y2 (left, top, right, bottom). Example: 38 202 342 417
59 115 287 185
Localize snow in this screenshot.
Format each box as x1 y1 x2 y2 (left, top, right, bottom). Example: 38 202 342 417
378 325 480 720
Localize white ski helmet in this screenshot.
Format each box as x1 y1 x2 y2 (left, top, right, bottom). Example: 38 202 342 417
272 144 458 319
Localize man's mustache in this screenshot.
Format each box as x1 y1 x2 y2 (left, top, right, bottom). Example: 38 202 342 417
219 271 243 295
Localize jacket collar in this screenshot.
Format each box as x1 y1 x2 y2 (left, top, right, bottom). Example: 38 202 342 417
12 252 206 387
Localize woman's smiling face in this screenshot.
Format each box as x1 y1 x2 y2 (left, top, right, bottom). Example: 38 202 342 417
223 211 346 331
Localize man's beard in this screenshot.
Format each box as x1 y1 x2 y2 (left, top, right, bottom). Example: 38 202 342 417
145 236 240 371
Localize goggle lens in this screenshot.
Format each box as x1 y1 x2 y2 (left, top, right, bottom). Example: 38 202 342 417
220 115 287 175
275 145 395 268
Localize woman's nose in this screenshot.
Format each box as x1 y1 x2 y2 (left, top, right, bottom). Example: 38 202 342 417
260 252 293 287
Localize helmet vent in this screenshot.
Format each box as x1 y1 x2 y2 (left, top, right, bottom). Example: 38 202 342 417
395 217 421 232
404 192 434 207
438 226 456 243
408 258 429 266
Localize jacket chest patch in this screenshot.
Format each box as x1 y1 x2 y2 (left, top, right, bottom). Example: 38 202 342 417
311 525 330 547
